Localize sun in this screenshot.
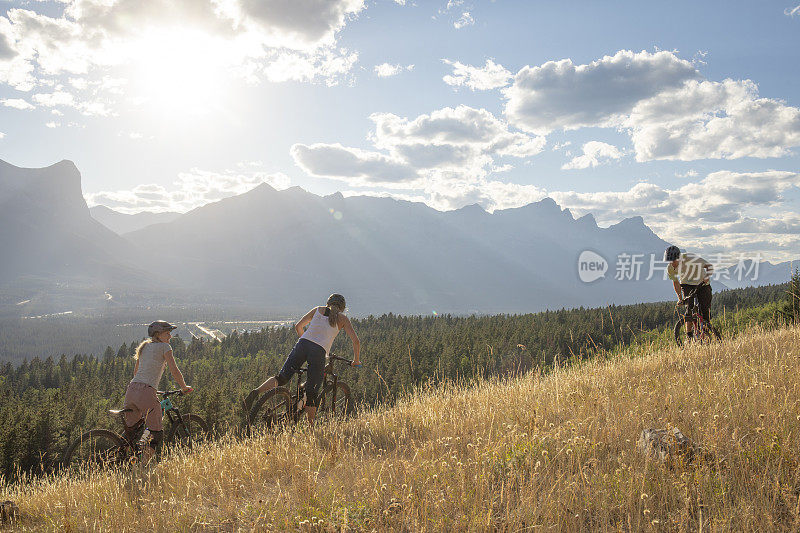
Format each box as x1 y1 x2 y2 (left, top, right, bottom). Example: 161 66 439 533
129 29 232 116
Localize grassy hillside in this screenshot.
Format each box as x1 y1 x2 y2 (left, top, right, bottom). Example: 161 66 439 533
2 282 792 485
3 325 799 531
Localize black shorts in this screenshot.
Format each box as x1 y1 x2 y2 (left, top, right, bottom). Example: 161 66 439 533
681 283 712 323
277 338 326 407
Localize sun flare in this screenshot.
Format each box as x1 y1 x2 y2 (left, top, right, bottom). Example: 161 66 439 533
130 29 232 116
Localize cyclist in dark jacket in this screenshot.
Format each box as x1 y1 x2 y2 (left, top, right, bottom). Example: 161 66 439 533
664 245 713 340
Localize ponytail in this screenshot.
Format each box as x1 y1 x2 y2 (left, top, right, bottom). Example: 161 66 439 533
325 293 346 328
134 337 156 360
327 305 339 327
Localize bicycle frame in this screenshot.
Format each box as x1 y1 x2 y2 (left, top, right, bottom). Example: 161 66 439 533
678 286 712 340
119 390 186 445
289 355 346 419
159 394 188 428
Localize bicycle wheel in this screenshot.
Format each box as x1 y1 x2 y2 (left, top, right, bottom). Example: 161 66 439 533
63 429 128 471
249 387 292 430
317 382 353 418
167 414 210 450
674 318 689 347
697 323 723 344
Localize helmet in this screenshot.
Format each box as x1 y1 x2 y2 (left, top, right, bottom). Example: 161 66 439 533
664 245 681 262
148 320 177 337
326 293 346 311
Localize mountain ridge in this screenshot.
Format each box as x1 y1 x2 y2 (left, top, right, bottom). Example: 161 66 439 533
125 180 676 313
89 205 181 235
3 159 796 315
0 159 146 286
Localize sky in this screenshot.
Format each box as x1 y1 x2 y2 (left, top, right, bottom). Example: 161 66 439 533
1 0 799 262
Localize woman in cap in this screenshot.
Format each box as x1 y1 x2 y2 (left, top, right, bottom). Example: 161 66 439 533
244 294 361 424
124 320 193 462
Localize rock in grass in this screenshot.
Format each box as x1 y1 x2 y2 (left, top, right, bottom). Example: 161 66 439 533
637 427 707 466
0 501 19 524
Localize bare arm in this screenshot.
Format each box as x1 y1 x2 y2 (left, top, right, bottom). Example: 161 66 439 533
341 315 361 365
295 307 317 337
132 357 139 379
164 350 192 393
673 280 682 300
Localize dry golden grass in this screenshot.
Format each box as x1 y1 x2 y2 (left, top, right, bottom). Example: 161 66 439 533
4 325 800 532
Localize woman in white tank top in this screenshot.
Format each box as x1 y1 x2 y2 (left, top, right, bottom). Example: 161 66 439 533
244 294 361 424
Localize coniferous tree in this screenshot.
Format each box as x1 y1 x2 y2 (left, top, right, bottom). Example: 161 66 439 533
779 268 800 324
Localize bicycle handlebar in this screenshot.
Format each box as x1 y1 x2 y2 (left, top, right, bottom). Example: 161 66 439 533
330 353 361 367
157 389 184 397
677 283 709 305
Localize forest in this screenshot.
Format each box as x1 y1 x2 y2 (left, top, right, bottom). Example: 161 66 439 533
0 277 797 483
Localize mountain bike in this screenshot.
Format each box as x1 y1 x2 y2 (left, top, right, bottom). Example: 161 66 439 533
674 285 722 347
63 389 209 471
248 354 356 429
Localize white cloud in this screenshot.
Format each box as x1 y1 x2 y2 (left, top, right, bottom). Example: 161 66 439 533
0 0 367 112
261 47 358 85
715 214 800 235
503 49 800 162
1 98 34 109
370 105 545 159
553 171 800 223
562 141 623 170
338 175 546 212
341 189 429 204
33 90 75 107
548 170 800 258
117 130 144 140
374 62 414 77
454 12 474 29
0 19 15 60
238 0 366 50
552 141 571 151
504 49 700 135
298 107 800 257
427 179 546 211
291 143 421 185
29 86 115 115
442 58 512 91
68 77 87 90
675 169 698 178
292 105 546 210
626 79 800 161
0 132 5 139
85 166 291 214
45 121 59 127
785 5 800 16
0 14 34 90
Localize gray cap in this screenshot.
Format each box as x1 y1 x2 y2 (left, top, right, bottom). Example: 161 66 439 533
148 320 177 337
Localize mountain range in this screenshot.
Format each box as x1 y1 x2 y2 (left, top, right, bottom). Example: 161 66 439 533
89 205 181 235
0 159 794 315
